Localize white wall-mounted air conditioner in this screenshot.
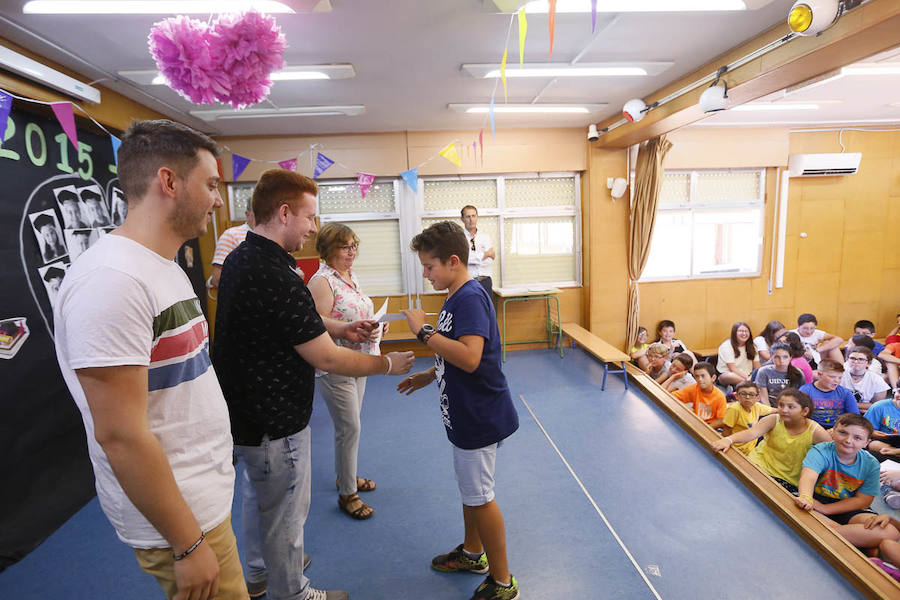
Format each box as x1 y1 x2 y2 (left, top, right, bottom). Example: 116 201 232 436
787 152 861 177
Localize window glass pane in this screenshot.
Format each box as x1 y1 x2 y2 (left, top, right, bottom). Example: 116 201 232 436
318 182 395 214
418 216 499 292
326 219 403 296
503 216 576 286
695 171 760 203
227 183 254 221
640 211 692 280
505 177 575 208
423 179 497 212
659 173 690 205
691 208 762 276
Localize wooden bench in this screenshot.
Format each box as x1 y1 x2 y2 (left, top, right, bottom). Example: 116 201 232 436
561 322 631 391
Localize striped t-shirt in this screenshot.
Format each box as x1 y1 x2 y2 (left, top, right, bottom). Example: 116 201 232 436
55 234 234 549
212 223 250 265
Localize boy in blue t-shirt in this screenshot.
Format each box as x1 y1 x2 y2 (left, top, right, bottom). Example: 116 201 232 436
865 388 900 458
399 221 520 600
799 359 858 428
794 414 899 550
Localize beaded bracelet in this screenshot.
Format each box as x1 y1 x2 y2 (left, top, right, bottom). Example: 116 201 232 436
799 493 813 503
173 532 205 561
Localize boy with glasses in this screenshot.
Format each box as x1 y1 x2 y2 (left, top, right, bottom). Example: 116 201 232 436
721 381 774 454
841 347 889 413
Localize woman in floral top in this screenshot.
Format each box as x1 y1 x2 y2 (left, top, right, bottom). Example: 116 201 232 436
309 223 383 520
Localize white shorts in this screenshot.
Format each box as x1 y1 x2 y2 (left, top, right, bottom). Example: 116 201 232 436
453 442 498 506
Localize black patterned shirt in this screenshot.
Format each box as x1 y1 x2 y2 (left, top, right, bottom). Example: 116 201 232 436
212 231 326 445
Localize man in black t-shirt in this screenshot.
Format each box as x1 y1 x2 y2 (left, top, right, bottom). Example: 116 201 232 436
212 169 413 600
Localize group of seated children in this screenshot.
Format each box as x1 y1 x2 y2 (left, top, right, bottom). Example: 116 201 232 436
630 315 900 581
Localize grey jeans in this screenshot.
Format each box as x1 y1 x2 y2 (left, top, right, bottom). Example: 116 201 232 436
317 373 367 496
236 428 311 600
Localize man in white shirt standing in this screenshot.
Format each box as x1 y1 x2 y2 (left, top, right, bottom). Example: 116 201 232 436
460 205 495 295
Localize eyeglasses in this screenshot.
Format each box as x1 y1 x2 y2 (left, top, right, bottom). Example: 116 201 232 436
338 243 359 253
737 392 759 398
470 238 476 251
847 356 869 362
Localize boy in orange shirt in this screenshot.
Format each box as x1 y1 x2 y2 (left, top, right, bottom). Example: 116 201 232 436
674 362 726 428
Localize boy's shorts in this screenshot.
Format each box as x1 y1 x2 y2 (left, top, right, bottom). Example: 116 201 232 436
816 495 876 525
453 442 499 507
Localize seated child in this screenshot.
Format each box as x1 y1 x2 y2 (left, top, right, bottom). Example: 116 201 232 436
860 512 900 582
754 320 787 363
656 319 696 363
780 331 814 384
711 388 831 491
851 320 886 358
661 353 696 392
629 326 650 371
847 335 884 376
646 342 671 383
864 387 900 459
800 360 859 429
881 469 900 510
754 342 805 407
721 381 775 454
842 347 890 413
716 321 760 387
794 414 900 552
878 340 900 389
673 362 726 428
793 313 844 367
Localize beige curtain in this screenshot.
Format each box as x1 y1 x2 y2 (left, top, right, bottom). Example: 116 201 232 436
625 134 672 351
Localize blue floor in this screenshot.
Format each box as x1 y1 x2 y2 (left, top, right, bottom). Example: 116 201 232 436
1 349 867 598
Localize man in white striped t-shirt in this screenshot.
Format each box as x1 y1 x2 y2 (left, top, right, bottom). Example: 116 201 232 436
208 208 254 289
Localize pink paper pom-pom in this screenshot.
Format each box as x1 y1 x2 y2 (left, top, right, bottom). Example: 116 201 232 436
148 16 229 105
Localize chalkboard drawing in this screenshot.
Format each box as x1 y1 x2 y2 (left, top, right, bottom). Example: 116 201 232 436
38 259 70 307
79 184 111 227
54 185 88 229
110 187 127 226
28 209 68 264
0 317 30 360
64 228 99 261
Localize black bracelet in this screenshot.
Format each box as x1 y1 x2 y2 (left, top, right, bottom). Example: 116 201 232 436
173 532 205 561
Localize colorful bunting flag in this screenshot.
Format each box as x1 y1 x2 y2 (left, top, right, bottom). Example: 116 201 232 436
50 102 79 151
500 47 508 103
232 153 251 180
110 135 122 166
400 168 418 192
216 158 225 181
591 0 597 34
314 152 335 179
278 158 298 172
489 96 496 139
439 142 462 169
518 8 527 66
0 90 13 146
357 172 376 198
548 0 557 59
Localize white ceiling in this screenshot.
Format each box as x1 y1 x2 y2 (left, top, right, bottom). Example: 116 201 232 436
2 0 894 138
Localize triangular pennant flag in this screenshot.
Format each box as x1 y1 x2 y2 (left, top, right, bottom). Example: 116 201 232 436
313 152 335 179
232 153 251 180
489 96 496 139
278 158 298 171
400 168 418 193
110 135 122 166
517 8 527 66
216 158 225 180
0 90 13 146
591 0 597 33
548 0 557 59
479 129 484 165
439 142 462 169
357 172 376 198
500 47 508 103
50 102 78 151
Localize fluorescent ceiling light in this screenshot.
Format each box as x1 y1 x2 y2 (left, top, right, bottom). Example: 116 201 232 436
462 62 673 78
521 0 746 13
24 1 295 13
190 106 366 120
449 103 606 114
732 103 819 112
120 65 354 86
841 64 900 76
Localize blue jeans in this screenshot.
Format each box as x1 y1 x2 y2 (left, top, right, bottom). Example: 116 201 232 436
236 428 311 600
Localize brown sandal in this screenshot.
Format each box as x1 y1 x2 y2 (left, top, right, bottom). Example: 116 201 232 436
336 477 377 493
338 494 373 520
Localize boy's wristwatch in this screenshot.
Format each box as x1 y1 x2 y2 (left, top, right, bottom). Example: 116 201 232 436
417 324 435 344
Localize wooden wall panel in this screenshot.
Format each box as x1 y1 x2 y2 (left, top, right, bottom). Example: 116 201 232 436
665 127 789 169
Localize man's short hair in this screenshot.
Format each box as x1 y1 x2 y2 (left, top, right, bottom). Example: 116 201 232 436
673 352 693 370
252 169 318 225
847 346 874 362
43 267 64 281
117 119 220 203
849 334 875 351
693 361 716 379
410 221 468 264
797 313 817 327
854 319 875 333
460 205 478 217
33 213 55 230
818 359 843 373
834 413 874 438
315 222 359 260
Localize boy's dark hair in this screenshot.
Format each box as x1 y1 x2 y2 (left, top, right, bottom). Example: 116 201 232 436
673 352 693 370
252 169 318 225
117 119 220 203
849 334 875 351
729 321 757 361
33 213 55 230
693 361 716 379
834 413 874 438
847 346 874 362
818 359 843 374
776 387 813 414
460 205 478 217
769 342 805 388
853 319 875 333
734 381 759 394
797 313 817 327
656 319 676 340
410 221 469 264
757 320 786 346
